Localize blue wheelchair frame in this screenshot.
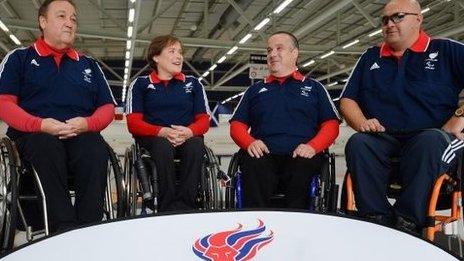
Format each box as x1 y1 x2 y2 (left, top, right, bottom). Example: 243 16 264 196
225 151 338 212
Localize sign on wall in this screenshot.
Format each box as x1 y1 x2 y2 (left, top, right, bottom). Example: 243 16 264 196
249 54 268 79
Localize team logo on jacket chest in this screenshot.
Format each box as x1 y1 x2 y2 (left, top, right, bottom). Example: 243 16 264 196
184 82 193 93
82 68 92 83
425 51 438 70
300 85 312 97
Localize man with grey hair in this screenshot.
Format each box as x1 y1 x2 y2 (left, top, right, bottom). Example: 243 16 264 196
0 0 116 232
340 0 464 233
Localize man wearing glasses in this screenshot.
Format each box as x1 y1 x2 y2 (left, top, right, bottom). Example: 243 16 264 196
340 0 464 233
230 31 340 209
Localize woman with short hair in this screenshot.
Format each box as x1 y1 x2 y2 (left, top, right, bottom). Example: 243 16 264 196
126 35 210 211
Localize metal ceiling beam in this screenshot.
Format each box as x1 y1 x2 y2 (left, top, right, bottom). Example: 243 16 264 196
0 40 9 53
1 0 36 41
148 0 163 34
205 85 247 91
316 66 354 82
210 63 250 90
216 58 247 85
108 80 122 86
87 0 126 32
184 60 211 86
97 0 104 28
203 0 208 38
438 25 464 38
130 64 150 81
336 11 341 44
171 0 190 34
137 3 172 34
1 1 16 17
226 0 266 40
1 18 366 54
31 0 40 9
294 0 353 37
352 0 377 28
458 0 464 9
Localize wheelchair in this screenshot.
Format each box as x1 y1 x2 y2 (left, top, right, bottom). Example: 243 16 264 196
340 157 463 243
0 137 126 252
224 150 338 213
123 142 227 216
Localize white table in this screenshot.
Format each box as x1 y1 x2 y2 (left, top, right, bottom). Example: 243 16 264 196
1 211 459 260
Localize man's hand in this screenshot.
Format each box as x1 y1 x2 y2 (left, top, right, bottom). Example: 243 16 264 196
246 140 269 158
292 144 316 159
442 116 464 140
61 117 88 139
41 118 72 136
358 118 385 133
158 127 180 146
171 125 193 146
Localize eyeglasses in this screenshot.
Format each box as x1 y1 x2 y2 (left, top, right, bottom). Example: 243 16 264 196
381 12 418 26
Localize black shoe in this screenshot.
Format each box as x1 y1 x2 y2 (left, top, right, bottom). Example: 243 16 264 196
365 214 393 227
395 216 421 236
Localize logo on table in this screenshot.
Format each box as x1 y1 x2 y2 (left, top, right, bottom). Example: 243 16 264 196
425 51 438 70
192 219 274 261
83 68 92 83
300 85 312 97
184 82 193 93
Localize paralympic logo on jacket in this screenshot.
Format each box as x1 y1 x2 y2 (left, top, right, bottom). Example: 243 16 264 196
192 219 274 261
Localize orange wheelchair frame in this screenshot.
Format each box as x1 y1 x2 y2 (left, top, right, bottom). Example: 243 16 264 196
342 167 462 242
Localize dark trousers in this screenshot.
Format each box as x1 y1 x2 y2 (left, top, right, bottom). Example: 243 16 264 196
241 152 323 209
136 136 204 211
15 132 108 233
345 129 458 227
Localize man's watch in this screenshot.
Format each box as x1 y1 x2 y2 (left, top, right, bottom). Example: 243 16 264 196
455 107 464 117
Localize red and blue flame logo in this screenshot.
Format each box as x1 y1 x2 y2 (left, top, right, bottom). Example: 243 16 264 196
192 219 274 261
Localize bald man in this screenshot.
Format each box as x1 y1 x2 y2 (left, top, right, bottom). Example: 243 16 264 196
230 31 340 209
340 0 464 233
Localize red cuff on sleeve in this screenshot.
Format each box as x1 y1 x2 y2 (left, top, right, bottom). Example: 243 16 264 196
0 94 42 132
126 113 163 136
188 113 210 136
230 120 255 150
307 119 340 153
85 104 115 132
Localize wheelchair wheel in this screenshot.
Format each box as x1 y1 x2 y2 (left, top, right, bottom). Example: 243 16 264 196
0 138 18 251
123 145 138 216
225 152 241 209
202 147 220 210
320 153 338 213
105 144 126 219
